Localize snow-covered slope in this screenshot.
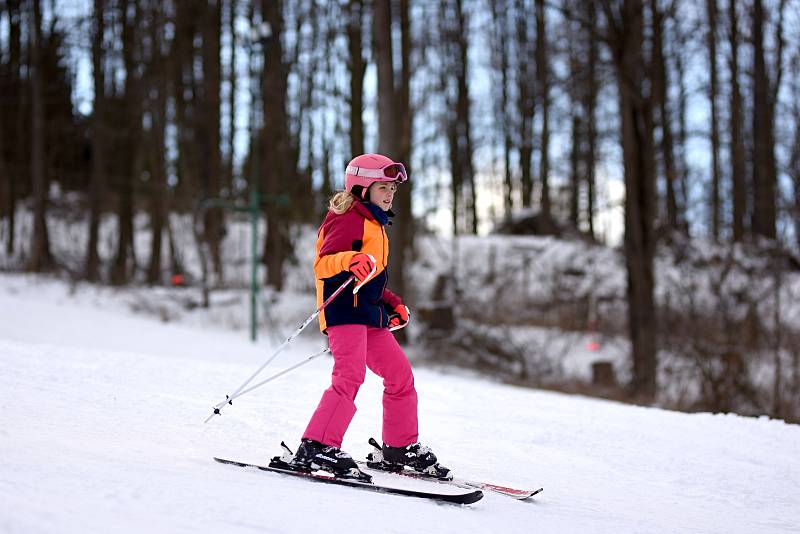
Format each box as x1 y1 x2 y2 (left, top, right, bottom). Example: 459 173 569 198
1 274 798 534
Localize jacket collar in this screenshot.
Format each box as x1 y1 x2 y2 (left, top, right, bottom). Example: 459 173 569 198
354 201 394 226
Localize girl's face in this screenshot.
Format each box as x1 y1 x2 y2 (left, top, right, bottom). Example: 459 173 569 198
368 182 397 211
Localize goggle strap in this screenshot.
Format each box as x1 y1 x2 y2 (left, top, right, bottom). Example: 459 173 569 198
346 165 383 179
346 164 407 181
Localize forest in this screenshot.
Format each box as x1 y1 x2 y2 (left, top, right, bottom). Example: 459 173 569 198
1 0 800 420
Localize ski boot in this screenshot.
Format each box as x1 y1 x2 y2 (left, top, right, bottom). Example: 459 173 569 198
366 437 452 480
275 439 372 482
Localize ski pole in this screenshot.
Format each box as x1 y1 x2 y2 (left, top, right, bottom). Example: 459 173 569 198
226 318 408 403
223 308 413 407
232 347 331 400
204 274 356 423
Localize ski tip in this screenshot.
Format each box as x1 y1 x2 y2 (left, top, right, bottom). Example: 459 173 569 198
515 487 543 500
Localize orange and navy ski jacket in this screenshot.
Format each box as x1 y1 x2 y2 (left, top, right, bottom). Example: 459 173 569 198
314 201 402 333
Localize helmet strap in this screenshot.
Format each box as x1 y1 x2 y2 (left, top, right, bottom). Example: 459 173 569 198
351 184 368 200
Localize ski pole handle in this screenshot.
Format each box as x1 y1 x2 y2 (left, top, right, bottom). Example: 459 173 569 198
352 254 377 294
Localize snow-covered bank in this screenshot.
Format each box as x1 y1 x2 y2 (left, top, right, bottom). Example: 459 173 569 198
1 274 799 533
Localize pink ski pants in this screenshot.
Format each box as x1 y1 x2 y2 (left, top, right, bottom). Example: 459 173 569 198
302 324 418 449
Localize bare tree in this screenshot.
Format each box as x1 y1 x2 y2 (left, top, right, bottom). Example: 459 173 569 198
650 0 681 235
85 0 106 281
145 2 169 285
2 0 23 256
346 0 366 157
565 0 600 237
225 0 237 195
201 0 224 282
728 0 746 241
600 0 658 400
442 0 477 234
27 0 53 272
567 28 582 230
516 0 535 209
374 0 398 154
706 0 721 241
261 0 293 290
489 0 514 219
535 0 552 229
750 0 784 240
791 54 800 252
583 0 599 240
394 0 414 297
373 0 414 302
111 0 142 285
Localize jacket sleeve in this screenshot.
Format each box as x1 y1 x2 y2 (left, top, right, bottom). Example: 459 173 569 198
382 287 403 308
314 213 362 279
315 250 357 279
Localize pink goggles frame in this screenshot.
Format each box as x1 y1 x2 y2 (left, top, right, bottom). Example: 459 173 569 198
345 162 408 183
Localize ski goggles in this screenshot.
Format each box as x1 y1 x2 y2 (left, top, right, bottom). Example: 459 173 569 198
345 162 408 183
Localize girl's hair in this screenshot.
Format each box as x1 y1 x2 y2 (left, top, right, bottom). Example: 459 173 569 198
329 190 357 214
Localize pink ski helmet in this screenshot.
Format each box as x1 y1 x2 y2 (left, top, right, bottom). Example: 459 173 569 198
345 153 408 200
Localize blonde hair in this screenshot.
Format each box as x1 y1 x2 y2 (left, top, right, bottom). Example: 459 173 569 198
329 190 357 214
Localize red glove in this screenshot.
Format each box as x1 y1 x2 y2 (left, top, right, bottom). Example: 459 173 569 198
349 253 375 282
389 304 410 329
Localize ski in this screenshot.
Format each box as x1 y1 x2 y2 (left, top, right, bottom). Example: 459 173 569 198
213 457 483 505
363 437 542 500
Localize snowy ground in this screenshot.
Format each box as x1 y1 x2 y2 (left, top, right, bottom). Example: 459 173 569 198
1 273 799 534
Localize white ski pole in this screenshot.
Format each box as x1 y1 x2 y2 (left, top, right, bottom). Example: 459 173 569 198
225 316 408 403
204 274 356 423
232 347 331 400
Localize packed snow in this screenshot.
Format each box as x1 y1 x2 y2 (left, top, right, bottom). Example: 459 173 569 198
1 273 798 534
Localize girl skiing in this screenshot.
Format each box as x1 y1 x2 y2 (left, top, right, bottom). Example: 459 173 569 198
290 153 449 482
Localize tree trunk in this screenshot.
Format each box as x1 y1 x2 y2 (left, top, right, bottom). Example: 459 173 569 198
201 0 223 283
568 103 581 229
602 0 658 400
791 61 800 253
374 0 413 305
439 0 475 235
454 0 476 234
86 0 106 281
261 0 292 290
706 0 721 241
146 3 169 285
490 0 513 219
567 6 582 229
347 0 366 157
111 0 140 286
516 0 535 209
535 0 551 226
27 0 53 273
373 0 398 154
584 0 598 240
392 0 414 301
728 0 746 241
0 114 10 250
3 0 22 256
171 0 196 211
792 123 800 252
226 0 237 195
671 25 690 235
650 0 680 235
751 0 777 240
